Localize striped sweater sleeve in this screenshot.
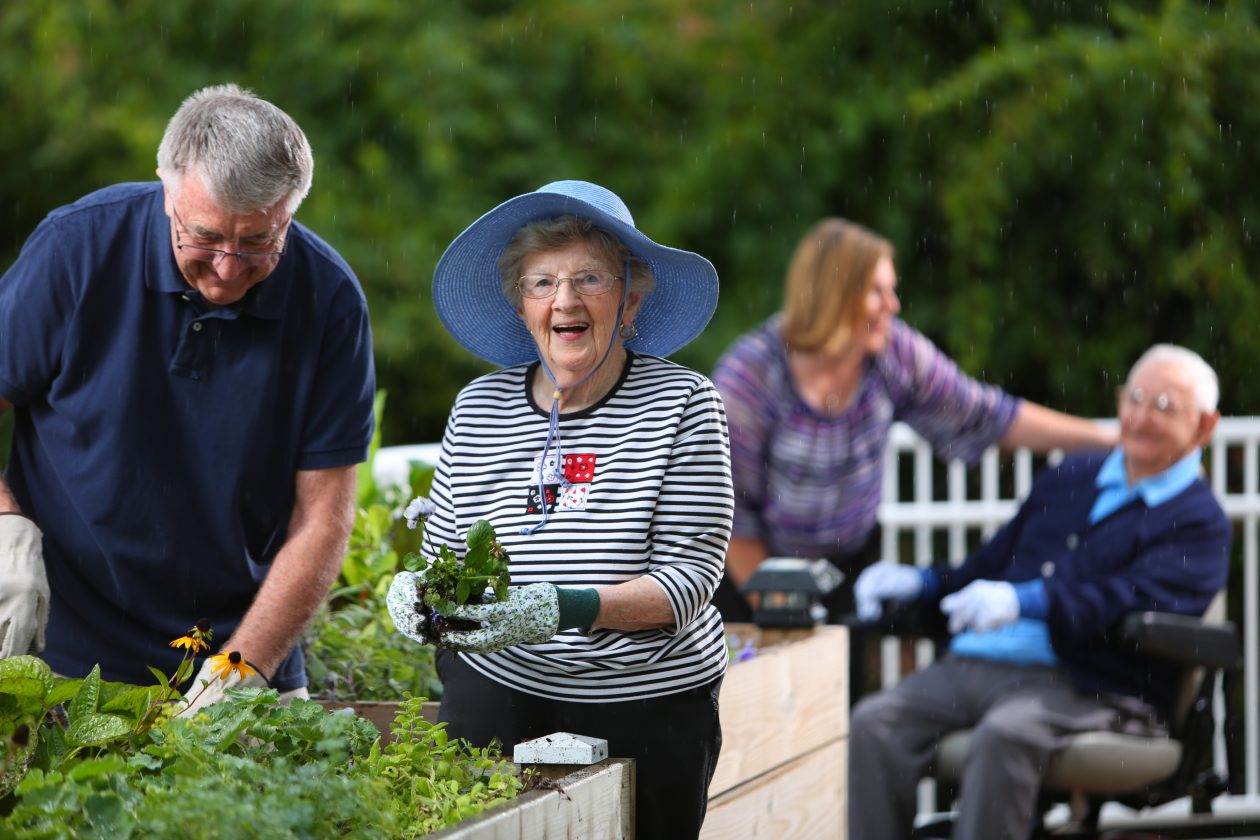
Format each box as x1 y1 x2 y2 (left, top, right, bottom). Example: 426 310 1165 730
645 378 734 635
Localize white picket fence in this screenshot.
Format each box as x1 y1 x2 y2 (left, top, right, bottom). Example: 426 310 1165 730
877 418 1260 816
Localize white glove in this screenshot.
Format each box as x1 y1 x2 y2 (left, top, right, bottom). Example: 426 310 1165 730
940 580 1019 634
0 515 50 658
854 562 924 621
176 652 269 718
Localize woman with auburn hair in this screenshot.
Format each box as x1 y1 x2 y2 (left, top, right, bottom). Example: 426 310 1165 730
711 219 1115 641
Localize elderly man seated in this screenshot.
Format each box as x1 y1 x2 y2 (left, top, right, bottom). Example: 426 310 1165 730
848 344 1231 840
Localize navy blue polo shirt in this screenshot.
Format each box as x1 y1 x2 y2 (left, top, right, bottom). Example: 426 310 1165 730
0 182 375 691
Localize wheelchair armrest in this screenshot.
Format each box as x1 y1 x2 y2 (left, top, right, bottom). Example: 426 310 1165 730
1121 611 1241 670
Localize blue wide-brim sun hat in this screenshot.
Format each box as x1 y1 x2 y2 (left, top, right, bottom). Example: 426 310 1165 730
432 180 719 367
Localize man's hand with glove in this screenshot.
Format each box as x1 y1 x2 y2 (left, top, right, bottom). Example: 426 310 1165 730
940 580 1020 634
440 583 602 655
0 514 50 658
177 651 270 718
853 562 925 621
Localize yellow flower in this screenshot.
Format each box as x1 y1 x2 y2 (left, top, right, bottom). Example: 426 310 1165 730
169 620 214 653
169 634 209 654
208 651 257 682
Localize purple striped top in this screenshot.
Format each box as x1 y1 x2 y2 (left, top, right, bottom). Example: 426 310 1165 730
712 317 1020 558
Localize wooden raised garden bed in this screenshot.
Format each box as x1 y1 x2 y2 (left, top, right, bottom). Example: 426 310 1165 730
702 624 849 840
318 698 633 839
428 759 633 840
321 623 848 839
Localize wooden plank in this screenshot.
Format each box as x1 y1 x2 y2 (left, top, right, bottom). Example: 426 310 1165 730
429 759 634 840
702 739 847 840
709 624 848 797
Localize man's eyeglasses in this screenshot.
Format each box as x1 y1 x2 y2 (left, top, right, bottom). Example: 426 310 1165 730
172 207 289 267
517 269 619 300
1119 386 1187 417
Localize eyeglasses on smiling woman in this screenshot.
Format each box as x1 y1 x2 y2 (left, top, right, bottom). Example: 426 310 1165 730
516 269 620 300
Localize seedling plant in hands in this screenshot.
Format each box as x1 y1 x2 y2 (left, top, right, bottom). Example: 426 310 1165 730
402 498 511 646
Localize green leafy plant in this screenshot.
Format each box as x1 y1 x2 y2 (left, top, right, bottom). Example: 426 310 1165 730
4 688 391 838
305 390 443 700
2 685 525 838
363 696 522 839
342 391 432 600
305 600 442 702
402 517 512 645
0 656 179 799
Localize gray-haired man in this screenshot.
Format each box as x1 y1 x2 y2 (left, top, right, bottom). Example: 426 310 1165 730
0 85 375 715
849 345 1229 838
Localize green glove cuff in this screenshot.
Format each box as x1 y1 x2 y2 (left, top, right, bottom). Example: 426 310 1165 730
556 587 601 632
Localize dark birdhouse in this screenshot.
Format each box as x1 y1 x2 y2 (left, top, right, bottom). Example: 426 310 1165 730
741 558 844 628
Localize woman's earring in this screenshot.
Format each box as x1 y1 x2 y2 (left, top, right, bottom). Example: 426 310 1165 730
619 322 638 341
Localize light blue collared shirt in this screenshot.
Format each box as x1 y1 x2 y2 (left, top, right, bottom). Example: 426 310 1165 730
949 446 1204 667
1089 446 1204 525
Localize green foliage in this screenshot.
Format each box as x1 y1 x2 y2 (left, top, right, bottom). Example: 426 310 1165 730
342 501 422 594
3 2 1255 445
363 697 522 839
405 520 512 615
305 390 442 700
4 689 391 839
304 601 442 702
905 1 1260 414
357 389 391 511
2 687 523 838
341 392 431 598
0 657 179 799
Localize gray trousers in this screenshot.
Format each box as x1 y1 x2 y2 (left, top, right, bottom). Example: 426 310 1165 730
848 656 1122 840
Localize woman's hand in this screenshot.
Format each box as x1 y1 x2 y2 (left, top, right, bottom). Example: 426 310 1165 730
441 583 560 653
385 571 429 644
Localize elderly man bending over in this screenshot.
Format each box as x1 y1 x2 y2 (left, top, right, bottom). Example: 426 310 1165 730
849 344 1230 840
0 85 373 714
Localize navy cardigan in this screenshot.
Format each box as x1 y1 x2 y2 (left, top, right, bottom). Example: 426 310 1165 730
931 451 1231 715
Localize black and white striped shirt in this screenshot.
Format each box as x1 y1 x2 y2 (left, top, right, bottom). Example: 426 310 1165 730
425 353 733 702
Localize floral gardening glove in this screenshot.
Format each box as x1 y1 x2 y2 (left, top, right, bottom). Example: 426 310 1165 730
385 571 429 644
441 583 560 654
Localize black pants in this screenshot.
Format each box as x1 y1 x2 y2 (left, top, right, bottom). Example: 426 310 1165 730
436 650 723 840
711 532 884 700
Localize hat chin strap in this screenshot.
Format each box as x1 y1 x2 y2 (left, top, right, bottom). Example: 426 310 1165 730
522 260 632 536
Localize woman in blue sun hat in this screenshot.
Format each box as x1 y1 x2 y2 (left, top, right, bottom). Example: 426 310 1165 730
387 181 733 838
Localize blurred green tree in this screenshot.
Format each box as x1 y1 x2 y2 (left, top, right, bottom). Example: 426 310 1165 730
907 0 1260 415
0 0 1254 459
